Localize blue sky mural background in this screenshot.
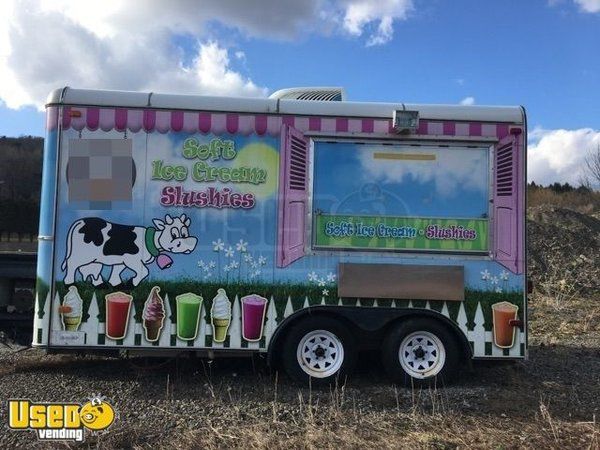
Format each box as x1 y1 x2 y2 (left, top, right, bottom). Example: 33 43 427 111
54 130 280 286
313 142 489 219
51 128 523 292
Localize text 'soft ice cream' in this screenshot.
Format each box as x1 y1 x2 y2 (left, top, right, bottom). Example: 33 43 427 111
212 289 231 320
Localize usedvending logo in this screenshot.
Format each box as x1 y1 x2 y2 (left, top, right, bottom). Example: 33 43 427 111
7 394 115 442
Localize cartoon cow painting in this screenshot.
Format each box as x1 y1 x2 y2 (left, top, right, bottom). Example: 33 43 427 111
62 214 197 287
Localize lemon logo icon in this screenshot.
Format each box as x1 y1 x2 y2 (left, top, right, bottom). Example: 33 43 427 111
79 396 115 431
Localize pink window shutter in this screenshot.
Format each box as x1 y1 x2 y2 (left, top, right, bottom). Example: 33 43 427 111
493 133 523 274
277 125 309 268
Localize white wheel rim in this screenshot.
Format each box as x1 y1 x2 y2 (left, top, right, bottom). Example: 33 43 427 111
296 330 344 378
398 331 446 379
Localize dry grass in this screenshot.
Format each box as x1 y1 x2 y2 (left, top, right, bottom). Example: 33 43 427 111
95 384 599 450
527 186 600 214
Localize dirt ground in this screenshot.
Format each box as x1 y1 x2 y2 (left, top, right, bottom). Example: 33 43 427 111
0 293 599 449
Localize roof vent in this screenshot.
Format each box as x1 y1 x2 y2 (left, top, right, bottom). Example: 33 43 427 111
269 87 346 102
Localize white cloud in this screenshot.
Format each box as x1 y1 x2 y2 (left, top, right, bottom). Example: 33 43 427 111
0 0 417 110
0 1 269 109
340 0 414 46
573 0 600 13
460 96 475 106
358 146 489 197
528 127 600 185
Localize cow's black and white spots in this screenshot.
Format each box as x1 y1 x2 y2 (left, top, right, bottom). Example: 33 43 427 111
79 218 107 246
104 224 139 256
62 214 197 287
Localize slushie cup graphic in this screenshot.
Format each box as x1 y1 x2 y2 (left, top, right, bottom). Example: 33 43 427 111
211 288 231 343
142 286 165 342
105 292 132 340
176 293 203 340
59 286 83 331
241 294 267 342
492 301 519 348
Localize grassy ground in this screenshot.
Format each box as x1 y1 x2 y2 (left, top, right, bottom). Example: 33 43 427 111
1 292 598 449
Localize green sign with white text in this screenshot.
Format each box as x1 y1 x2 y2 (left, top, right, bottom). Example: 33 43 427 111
314 214 488 252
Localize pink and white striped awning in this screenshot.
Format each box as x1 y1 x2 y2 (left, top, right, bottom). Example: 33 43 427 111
46 106 514 139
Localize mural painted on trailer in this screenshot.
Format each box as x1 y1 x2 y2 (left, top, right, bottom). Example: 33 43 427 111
52 129 524 290
49 130 523 341
54 130 280 288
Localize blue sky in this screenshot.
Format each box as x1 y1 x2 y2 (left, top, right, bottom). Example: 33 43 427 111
1 0 599 184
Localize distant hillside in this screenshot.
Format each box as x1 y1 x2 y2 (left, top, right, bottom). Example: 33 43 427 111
0 136 43 236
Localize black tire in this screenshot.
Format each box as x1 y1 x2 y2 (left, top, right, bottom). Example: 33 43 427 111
382 318 461 387
281 316 357 386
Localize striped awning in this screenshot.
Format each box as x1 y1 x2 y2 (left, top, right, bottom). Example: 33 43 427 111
46 106 513 139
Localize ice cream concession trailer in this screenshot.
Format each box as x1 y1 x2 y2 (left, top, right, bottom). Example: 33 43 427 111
34 86 527 385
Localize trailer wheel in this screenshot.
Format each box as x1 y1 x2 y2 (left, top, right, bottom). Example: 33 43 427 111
281 316 356 385
382 318 460 386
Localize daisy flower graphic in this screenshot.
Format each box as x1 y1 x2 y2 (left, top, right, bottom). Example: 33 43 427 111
212 239 224 251
236 239 248 252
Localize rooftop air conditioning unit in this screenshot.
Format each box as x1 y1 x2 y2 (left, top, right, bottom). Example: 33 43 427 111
269 87 346 102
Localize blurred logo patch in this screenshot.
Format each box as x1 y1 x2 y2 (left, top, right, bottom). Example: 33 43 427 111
7 394 115 442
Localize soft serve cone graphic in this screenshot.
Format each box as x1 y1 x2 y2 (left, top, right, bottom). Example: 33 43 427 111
142 286 165 342
59 286 83 331
211 288 231 343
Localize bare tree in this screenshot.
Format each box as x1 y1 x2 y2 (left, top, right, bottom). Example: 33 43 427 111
583 144 600 187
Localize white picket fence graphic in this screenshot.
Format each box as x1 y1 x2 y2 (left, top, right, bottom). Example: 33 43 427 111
33 292 51 345
36 292 524 357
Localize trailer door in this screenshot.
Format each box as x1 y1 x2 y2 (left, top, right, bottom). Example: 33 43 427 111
276 125 309 268
493 132 523 274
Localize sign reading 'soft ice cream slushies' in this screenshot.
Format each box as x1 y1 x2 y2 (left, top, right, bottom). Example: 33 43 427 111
315 214 489 252
151 137 268 209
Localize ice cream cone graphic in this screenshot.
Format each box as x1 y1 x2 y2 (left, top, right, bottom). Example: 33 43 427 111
211 288 231 343
59 286 83 331
63 315 81 331
142 286 165 342
144 320 162 341
212 318 230 342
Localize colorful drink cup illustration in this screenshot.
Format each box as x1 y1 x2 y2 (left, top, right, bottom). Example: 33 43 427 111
59 286 83 331
176 293 203 340
142 286 166 342
492 302 519 348
105 292 133 340
210 288 231 343
241 294 268 342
